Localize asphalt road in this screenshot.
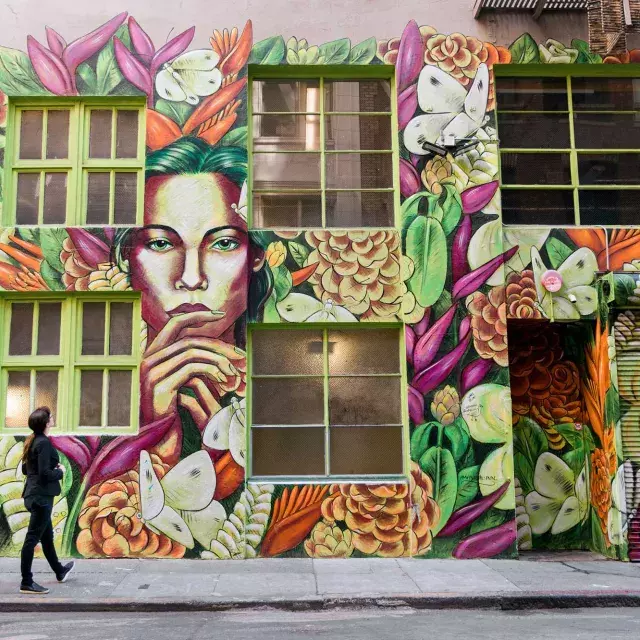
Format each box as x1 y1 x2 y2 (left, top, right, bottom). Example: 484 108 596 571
0 608 639 640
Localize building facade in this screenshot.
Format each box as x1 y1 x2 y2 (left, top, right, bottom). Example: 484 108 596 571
0 0 638 562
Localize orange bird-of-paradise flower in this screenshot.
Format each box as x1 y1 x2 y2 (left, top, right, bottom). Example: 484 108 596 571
0 235 49 291
565 227 640 272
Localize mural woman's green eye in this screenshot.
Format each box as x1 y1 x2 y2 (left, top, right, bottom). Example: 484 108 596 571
146 238 174 252
211 237 240 252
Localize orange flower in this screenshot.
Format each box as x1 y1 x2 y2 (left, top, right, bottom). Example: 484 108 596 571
591 447 612 542
210 20 253 81
0 235 48 291
466 287 508 367
565 227 640 272
410 462 440 555
582 318 610 444
604 50 640 63
506 270 543 320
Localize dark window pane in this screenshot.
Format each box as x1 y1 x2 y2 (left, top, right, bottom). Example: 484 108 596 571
252 377 324 425
37 303 61 355
253 153 321 189
43 172 67 224
35 370 58 420
108 370 131 426
252 115 320 151
574 113 640 149
109 303 133 355
86 172 111 223
80 370 103 426
500 153 571 185
578 154 640 185
329 376 402 426
326 153 393 189
116 110 139 158
501 189 575 224
498 113 570 148
252 329 323 375
253 192 322 227
19 110 43 159
46 110 70 159
89 110 112 158
6 371 31 428
252 427 325 476
326 115 392 150
579 190 640 225
253 80 320 113
330 426 403 475
325 190 394 227
496 77 568 111
9 303 34 356
328 329 400 374
82 302 106 355
324 80 391 112
16 173 40 225
572 77 640 111
113 172 137 224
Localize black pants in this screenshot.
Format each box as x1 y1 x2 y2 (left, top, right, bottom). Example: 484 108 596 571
20 495 64 585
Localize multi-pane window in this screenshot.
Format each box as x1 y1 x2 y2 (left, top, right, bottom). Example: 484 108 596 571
0 297 140 434
251 77 395 228
250 327 404 477
6 101 144 225
496 75 640 225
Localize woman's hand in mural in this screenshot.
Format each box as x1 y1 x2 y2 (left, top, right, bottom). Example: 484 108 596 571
140 311 243 424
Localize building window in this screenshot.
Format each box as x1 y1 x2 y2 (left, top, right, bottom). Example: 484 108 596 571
0 296 140 434
496 75 640 225
251 77 396 228
6 101 145 225
249 327 404 478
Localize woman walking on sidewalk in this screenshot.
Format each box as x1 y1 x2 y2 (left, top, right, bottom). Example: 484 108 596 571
19 407 75 594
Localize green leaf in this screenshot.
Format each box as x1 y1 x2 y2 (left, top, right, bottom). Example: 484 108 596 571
546 237 574 269
553 422 588 449
469 508 507 535
562 449 586 479
318 38 351 64
514 417 548 463
454 465 479 511
58 451 74 498
0 134 5 149
419 446 457 534
77 63 97 94
114 23 132 50
347 37 377 64
591 510 610 556
439 185 463 236
410 421 438 462
432 289 453 320
155 99 193 126
605 385 620 427
38 228 67 274
16 228 39 245
514 451 535 494
288 241 309 267
406 216 447 308
614 274 637 306
263 291 280 322
249 36 286 65
444 416 470 465
572 39 602 64
219 126 248 147
96 37 123 95
0 46 50 95
272 263 293 302
40 260 64 291
509 33 541 64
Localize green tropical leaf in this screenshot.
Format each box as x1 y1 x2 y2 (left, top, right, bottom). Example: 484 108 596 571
347 37 377 64
406 216 447 308
272 263 292 301
614 274 636 306
249 36 286 65
514 417 548 463
572 39 602 64
546 237 574 269
509 33 541 64
0 46 49 95
58 451 74 497
96 37 123 95
432 289 453 320
16 228 39 245
445 416 470 464
318 38 351 64
410 421 438 462
0 134 5 149
562 449 586 479
155 99 193 126
77 63 98 93
553 422 588 449
419 446 457 534
219 125 248 147
38 228 67 274
40 260 64 290
263 291 280 322
469 508 507 535
514 452 535 494
454 465 479 511
438 185 463 236
288 241 309 267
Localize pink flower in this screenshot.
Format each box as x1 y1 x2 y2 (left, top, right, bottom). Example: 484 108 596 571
0 90 7 127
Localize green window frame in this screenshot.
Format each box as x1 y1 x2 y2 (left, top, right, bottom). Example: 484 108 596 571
248 66 399 229
495 65 640 226
0 294 141 435
248 324 407 480
4 98 146 226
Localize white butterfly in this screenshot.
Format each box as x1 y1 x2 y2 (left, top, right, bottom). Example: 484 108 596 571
155 50 223 105
203 399 246 468
276 293 358 322
231 181 247 222
403 63 489 156
139 450 225 550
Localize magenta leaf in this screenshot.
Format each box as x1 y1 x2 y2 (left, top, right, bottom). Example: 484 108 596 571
27 36 73 95
150 26 195 77
396 20 424 93
400 158 421 198
460 358 493 395
413 304 457 373
452 246 519 302
62 12 127 75
452 214 472 283
45 27 67 57
412 308 431 337
408 385 425 425
85 436 101 457
412 328 471 395
458 316 471 341
114 38 152 94
452 519 517 559
406 325 416 365
50 435 91 475
398 84 418 130
128 17 155 60
66 228 110 268
461 181 499 214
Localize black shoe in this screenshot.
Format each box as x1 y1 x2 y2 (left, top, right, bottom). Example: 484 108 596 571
57 561 75 583
20 582 49 594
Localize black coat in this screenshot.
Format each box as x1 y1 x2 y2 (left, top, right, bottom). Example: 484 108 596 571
21 434 63 499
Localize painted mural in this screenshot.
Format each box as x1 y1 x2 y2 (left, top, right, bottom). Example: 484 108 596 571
0 13 633 560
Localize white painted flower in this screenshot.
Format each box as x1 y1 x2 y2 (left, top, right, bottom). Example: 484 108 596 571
203 399 246 468
276 293 358 322
155 50 223 105
608 462 629 546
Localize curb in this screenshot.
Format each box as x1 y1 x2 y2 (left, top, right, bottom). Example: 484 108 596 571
2 591 640 612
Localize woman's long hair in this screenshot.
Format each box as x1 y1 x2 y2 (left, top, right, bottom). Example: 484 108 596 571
21 406 51 465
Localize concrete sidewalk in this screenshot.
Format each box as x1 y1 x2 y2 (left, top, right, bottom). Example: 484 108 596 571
2 553 640 611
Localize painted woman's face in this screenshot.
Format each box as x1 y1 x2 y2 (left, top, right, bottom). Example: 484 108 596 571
129 173 261 341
